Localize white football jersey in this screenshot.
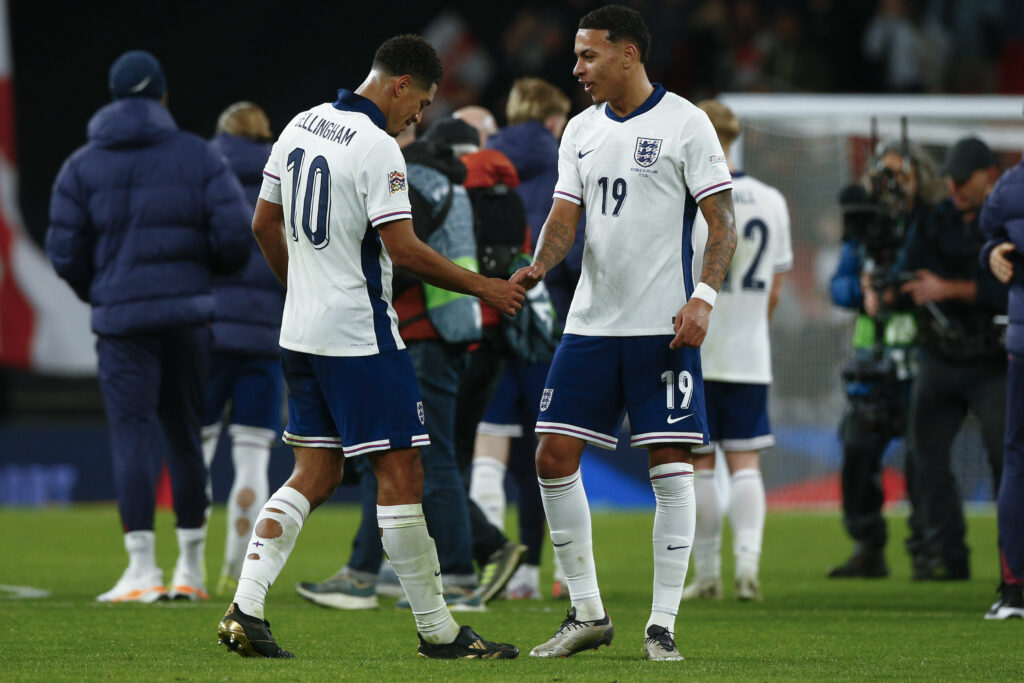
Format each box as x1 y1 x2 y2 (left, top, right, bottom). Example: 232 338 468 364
693 172 793 383
259 92 411 357
553 85 733 336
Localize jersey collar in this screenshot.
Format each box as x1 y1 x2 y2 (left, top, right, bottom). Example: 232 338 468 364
603 83 666 123
333 89 387 131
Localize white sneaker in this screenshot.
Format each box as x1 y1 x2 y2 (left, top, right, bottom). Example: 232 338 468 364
681 576 722 601
735 571 762 602
96 568 167 603
506 564 541 600
168 560 209 601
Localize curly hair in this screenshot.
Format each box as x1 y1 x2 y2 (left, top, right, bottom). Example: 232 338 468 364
578 4 651 63
372 34 443 89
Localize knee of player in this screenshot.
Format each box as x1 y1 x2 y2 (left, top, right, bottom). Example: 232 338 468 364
254 513 284 539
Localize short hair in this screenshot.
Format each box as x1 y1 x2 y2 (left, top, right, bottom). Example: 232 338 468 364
506 78 571 126
372 34 443 89
216 101 273 142
697 100 741 149
578 5 651 63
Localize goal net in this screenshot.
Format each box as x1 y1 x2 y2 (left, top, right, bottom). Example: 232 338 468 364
717 94 1024 510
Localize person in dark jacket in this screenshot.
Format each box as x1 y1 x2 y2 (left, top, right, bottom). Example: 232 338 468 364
896 136 1009 581
980 156 1024 618
200 102 284 596
46 51 250 603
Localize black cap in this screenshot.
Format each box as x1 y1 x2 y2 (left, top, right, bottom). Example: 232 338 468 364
941 137 996 184
420 118 478 148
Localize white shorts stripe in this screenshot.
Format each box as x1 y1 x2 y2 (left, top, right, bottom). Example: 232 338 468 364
282 431 343 448
631 431 705 447
343 439 391 457
536 421 618 450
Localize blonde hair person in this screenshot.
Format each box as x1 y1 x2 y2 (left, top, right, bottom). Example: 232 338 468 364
697 100 741 152
506 78 571 138
216 101 273 142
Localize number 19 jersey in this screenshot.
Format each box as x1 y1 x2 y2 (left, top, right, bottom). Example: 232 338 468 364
259 92 412 357
553 85 733 337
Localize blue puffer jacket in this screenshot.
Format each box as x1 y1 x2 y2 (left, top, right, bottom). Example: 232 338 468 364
46 98 250 335
487 120 585 323
208 133 283 356
980 159 1024 354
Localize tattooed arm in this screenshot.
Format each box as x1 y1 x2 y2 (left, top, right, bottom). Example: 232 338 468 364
510 198 583 290
670 189 737 349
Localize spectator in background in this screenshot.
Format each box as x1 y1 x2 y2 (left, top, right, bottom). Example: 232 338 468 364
897 136 1008 580
862 0 949 93
979 154 1024 619
46 50 250 603
471 77 580 600
200 102 284 596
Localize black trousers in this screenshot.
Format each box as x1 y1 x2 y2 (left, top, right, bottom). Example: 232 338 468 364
909 352 1005 567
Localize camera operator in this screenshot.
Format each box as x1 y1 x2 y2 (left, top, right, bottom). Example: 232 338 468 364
827 142 943 578
897 137 1009 581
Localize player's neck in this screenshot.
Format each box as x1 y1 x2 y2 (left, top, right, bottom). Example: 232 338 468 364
354 74 390 121
605 74 654 119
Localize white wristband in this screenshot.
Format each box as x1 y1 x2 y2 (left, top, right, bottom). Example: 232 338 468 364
691 282 717 308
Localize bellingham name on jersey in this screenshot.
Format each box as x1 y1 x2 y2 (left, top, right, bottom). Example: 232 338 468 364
552 84 733 337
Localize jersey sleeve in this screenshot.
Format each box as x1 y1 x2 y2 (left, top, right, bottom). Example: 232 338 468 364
552 118 584 206
773 190 794 272
259 140 283 205
681 111 733 203
359 137 413 228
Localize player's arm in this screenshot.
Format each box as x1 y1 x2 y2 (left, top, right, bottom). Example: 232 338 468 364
252 198 288 286
671 189 737 349
510 198 582 290
379 218 524 315
769 273 784 319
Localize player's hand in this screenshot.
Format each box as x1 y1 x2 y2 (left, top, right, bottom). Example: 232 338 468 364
900 269 948 305
989 242 1015 284
510 263 546 291
480 277 525 315
670 298 712 349
860 270 880 317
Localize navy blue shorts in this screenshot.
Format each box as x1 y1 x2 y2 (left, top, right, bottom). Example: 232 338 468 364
536 334 707 449
204 353 283 432
280 348 429 457
695 380 773 453
478 358 551 438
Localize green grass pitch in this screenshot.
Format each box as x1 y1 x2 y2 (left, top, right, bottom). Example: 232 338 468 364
2 504 1021 680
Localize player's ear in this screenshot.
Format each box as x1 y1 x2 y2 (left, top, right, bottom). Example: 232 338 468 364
393 75 413 98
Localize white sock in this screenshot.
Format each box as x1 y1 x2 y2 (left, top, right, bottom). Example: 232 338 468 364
233 486 310 620
539 469 603 621
469 456 507 531
648 463 695 635
201 423 221 521
729 468 765 578
124 530 158 576
378 504 460 645
174 526 207 582
222 425 273 579
692 469 722 582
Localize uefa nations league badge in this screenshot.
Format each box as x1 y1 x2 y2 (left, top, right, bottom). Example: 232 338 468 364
634 137 662 167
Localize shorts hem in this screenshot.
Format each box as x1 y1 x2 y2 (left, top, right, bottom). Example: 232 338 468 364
282 431 343 448
477 422 524 438
720 435 775 451
536 421 617 450
630 431 706 447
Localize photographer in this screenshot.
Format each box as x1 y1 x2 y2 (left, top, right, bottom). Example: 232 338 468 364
897 137 1008 581
827 142 943 579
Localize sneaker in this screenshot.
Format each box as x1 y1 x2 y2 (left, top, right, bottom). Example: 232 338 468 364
681 576 722 601
477 542 527 603
168 568 209 601
296 566 378 610
529 607 614 658
735 572 762 602
214 575 238 597
376 560 404 598
396 584 486 612
642 625 684 661
984 584 1024 620
217 603 294 658
96 568 168 603
827 548 889 578
417 624 518 659
551 578 570 600
506 564 541 600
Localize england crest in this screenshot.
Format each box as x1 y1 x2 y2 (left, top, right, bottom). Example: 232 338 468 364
416 401 425 424
539 388 553 412
634 137 662 167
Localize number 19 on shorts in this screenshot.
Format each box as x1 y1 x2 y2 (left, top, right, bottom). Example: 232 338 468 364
661 370 694 410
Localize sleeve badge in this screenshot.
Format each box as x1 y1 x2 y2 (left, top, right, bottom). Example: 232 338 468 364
388 170 407 194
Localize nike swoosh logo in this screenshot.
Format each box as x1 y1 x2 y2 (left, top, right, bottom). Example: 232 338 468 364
129 76 152 94
578 149 596 159
666 414 693 424
434 570 441 576
553 540 572 547
667 544 690 551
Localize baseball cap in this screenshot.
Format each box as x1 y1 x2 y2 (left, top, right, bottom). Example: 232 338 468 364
420 118 478 148
941 137 996 184
109 50 166 101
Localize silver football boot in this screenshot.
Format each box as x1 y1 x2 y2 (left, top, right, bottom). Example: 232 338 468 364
529 607 614 658
642 625 684 661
